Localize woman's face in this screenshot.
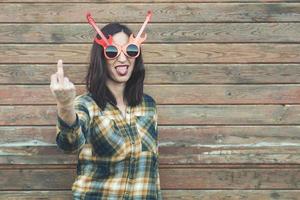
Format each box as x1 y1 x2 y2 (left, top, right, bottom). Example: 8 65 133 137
106 31 136 84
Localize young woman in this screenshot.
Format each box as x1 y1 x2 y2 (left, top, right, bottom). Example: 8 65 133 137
50 12 162 199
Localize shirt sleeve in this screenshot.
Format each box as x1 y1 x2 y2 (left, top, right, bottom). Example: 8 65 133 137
152 98 162 199
153 101 159 151
56 96 90 153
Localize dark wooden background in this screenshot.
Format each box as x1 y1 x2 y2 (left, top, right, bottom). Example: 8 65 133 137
1 0 300 199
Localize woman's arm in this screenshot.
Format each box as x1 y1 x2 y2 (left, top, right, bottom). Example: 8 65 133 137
57 101 76 126
56 96 90 153
50 59 90 153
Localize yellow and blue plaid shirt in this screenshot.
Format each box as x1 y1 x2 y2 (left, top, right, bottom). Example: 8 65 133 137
56 92 162 199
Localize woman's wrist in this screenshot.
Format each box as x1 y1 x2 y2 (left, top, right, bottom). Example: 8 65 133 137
57 102 76 126
57 100 74 108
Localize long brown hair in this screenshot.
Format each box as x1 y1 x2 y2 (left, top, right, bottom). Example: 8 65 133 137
85 22 145 110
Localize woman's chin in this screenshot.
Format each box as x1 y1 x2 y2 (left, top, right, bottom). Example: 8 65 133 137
111 75 130 84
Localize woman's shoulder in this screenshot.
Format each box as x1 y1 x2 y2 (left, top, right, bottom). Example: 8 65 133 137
143 93 156 104
142 93 157 111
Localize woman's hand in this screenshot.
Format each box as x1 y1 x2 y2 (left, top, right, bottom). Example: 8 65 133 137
50 59 76 106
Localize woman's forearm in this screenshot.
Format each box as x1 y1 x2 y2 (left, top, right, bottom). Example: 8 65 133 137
56 101 86 153
57 102 76 126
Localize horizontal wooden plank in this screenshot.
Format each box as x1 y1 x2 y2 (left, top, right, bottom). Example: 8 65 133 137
1 126 299 164
160 190 300 200
1 146 300 165
0 191 73 200
157 105 300 125
159 126 300 147
163 168 300 189
2 85 300 105
2 0 300 2
1 44 300 64
1 23 300 43
1 126 300 147
1 105 300 125
0 153 77 165
0 169 75 190
1 64 300 84
1 125 300 164
1 3 300 23
0 190 299 200
1 168 299 190
1 153 300 165
1 164 300 169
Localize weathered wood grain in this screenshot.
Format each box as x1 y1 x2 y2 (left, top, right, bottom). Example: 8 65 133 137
1 164 300 169
1 3 300 22
2 85 300 105
0 168 299 190
0 190 299 200
0 191 73 200
1 0 300 198
1 44 300 63
1 64 300 84
156 105 300 125
1 126 300 146
1 146 300 165
1 125 300 165
2 153 300 165
161 190 300 200
2 105 300 125
1 23 300 43
3 0 300 2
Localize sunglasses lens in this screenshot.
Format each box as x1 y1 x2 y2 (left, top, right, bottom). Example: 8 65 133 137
105 46 118 59
126 44 139 57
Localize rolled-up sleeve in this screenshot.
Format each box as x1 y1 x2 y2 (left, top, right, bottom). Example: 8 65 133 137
56 96 90 153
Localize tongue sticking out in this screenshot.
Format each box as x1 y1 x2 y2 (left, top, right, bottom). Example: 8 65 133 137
116 66 128 76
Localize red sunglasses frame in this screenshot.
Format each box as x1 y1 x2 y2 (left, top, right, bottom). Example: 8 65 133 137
86 11 152 60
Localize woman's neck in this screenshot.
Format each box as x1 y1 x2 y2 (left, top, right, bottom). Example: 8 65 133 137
106 79 126 106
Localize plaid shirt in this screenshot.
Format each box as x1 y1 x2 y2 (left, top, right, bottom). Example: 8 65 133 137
56 92 162 200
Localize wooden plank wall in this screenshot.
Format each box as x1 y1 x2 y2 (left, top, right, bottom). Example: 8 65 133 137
1 0 300 199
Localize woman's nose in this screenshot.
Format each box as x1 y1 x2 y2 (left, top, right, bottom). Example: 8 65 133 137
117 50 127 62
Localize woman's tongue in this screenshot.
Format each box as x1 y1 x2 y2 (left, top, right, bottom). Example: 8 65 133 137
115 65 128 76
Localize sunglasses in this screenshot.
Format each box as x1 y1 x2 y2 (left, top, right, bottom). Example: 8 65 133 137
86 11 152 60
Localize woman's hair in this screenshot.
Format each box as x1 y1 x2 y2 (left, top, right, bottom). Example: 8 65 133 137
85 22 145 110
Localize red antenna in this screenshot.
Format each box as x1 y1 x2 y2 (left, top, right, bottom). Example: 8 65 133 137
86 12 109 46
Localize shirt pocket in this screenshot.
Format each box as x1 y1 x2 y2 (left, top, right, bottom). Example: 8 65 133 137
89 115 127 158
135 115 158 154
